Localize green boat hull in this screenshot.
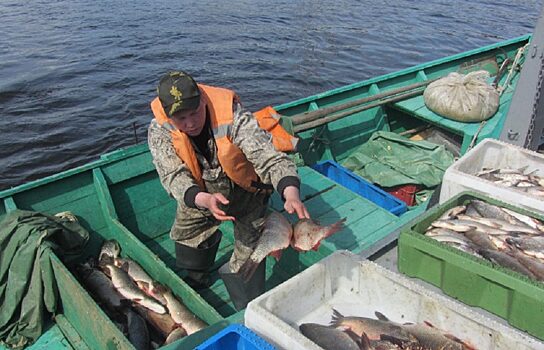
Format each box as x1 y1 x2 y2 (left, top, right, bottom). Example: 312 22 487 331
0 35 530 349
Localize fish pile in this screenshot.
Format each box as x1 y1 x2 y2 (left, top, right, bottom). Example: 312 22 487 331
238 212 346 281
300 309 474 350
425 200 544 282
76 239 207 349
475 166 544 197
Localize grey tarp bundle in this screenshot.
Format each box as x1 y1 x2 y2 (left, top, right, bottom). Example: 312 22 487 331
0 210 89 349
341 131 455 188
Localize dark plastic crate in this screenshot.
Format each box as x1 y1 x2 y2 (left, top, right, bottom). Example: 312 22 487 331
312 160 407 216
196 324 276 350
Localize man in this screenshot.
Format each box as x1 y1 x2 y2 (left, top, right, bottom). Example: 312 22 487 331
148 71 309 307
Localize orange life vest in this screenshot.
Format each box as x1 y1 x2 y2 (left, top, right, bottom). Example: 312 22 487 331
150 84 298 192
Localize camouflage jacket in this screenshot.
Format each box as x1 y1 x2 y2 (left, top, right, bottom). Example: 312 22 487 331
148 101 300 208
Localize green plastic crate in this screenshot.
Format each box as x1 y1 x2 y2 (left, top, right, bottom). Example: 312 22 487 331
398 191 544 340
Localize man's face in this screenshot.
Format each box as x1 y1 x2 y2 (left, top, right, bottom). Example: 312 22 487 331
170 96 206 136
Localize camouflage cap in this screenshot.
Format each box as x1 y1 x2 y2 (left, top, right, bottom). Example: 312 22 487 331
157 71 201 116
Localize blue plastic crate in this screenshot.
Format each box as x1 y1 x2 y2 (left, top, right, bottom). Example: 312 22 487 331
196 324 276 350
312 160 407 216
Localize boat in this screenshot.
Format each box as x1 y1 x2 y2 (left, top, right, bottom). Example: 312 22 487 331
0 34 531 349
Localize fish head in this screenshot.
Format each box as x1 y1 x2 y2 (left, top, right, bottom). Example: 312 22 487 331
292 218 346 252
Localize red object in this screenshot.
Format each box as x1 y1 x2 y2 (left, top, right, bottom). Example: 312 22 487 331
384 184 419 206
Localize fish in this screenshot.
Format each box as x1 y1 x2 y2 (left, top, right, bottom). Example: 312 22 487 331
164 327 187 345
113 257 166 304
126 309 149 350
159 286 207 335
478 249 537 279
470 200 520 224
500 208 543 231
464 204 482 218
426 231 474 246
292 217 346 252
438 205 466 220
463 229 497 250
374 313 471 350
399 322 469 350
506 236 544 260
456 215 502 229
99 239 121 263
430 220 475 233
526 187 544 197
330 309 417 346
77 262 124 310
133 304 177 338
507 249 544 281
238 211 293 281
102 264 167 314
299 323 363 350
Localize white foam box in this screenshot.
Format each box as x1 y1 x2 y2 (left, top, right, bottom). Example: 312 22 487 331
439 138 544 212
244 251 544 350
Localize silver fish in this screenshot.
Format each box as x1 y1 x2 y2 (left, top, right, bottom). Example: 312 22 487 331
103 264 166 314
161 287 207 335
506 236 544 260
438 206 466 221
430 220 475 233
470 200 519 224
463 229 496 250
500 208 543 231
507 249 544 281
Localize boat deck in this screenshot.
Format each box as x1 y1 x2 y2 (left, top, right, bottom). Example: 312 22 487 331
139 165 426 317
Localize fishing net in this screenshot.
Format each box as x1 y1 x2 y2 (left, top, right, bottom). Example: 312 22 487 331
423 70 500 122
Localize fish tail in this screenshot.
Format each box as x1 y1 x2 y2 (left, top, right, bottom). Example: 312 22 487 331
237 259 260 283
325 218 347 238
330 308 345 326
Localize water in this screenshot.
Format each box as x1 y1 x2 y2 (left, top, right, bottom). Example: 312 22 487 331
0 0 542 191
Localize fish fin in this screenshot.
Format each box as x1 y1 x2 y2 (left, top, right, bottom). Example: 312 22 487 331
311 242 321 251
237 259 260 283
374 311 389 321
358 331 372 350
270 250 283 261
136 281 150 292
324 218 347 238
151 282 167 295
379 334 405 347
330 308 344 325
423 320 435 328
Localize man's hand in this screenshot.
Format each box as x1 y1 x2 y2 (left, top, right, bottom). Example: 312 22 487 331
283 186 310 219
195 192 235 221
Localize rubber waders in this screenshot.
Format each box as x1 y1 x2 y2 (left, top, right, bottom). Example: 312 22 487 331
219 259 266 311
175 230 222 288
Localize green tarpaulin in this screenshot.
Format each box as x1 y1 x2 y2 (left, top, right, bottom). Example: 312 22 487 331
0 210 89 349
341 131 455 188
